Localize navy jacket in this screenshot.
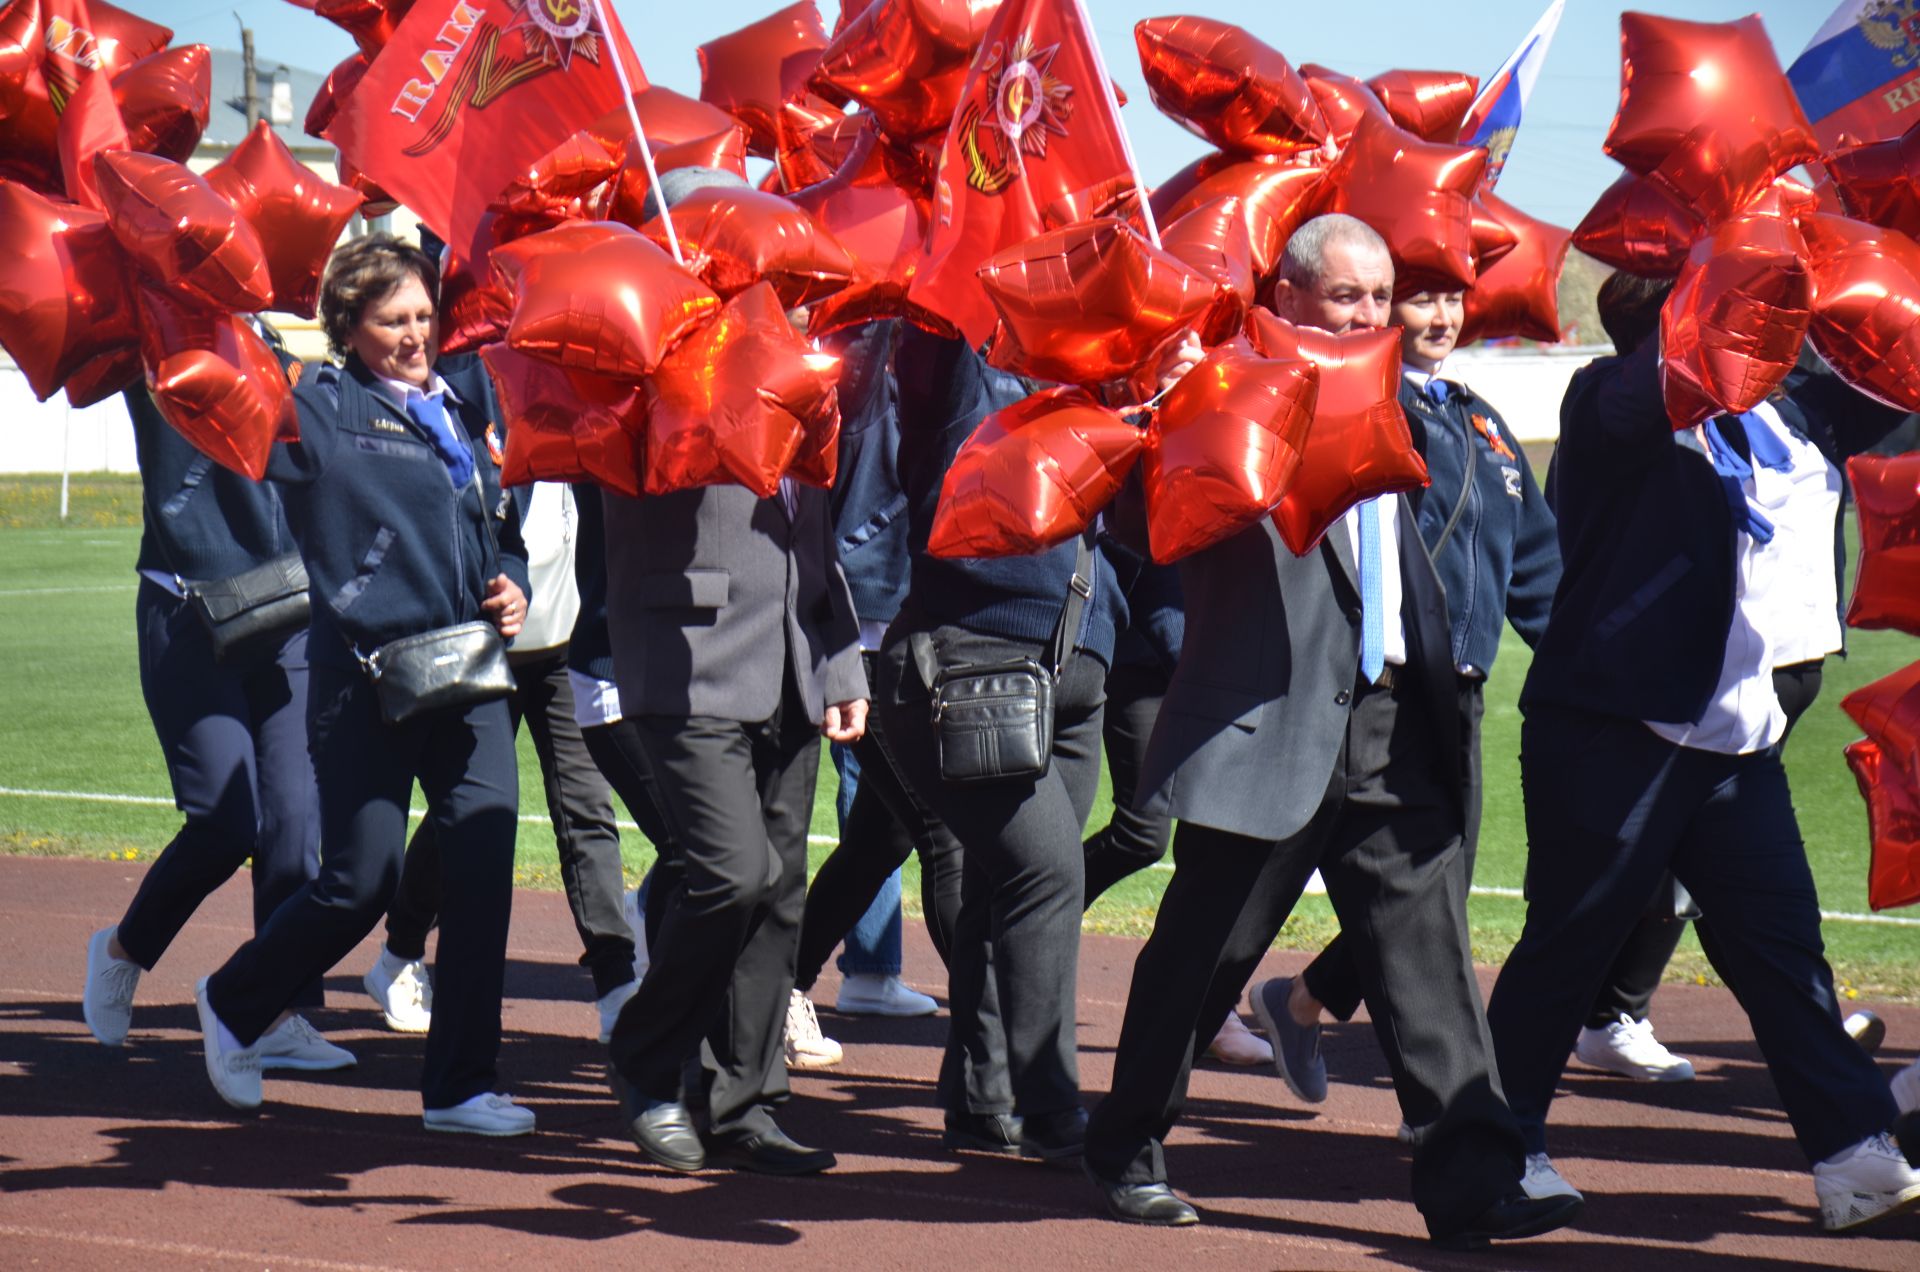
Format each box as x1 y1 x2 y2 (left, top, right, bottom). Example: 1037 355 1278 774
267 355 530 669
567 481 616 683
128 385 297 582
826 320 913 626
1403 377 1560 675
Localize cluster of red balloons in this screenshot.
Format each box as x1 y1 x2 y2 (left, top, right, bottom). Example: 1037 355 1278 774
1844 658 1920 912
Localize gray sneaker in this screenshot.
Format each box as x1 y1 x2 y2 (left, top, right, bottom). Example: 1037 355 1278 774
1250 976 1327 1104
83 926 140 1046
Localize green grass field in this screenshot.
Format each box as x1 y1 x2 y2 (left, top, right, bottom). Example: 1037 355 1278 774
3 475 1916 998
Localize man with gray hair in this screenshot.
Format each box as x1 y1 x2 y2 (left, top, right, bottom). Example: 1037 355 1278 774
1082 216 1571 1249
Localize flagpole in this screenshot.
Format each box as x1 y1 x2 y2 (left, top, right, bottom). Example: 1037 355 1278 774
1068 0 1159 247
592 0 684 265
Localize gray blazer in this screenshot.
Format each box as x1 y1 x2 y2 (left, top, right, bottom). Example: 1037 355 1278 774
601 482 867 725
1139 495 1464 843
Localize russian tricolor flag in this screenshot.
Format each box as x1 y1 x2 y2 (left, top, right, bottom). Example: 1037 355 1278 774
1789 1 1920 149
1457 0 1564 189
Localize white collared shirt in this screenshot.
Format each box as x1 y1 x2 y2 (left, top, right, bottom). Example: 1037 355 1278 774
1341 496 1406 673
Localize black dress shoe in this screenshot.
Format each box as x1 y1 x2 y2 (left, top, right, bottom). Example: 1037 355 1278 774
1019 1107 1088 1160
943 1111 1025 1155
630 1099 706 1173
1085 1162 1200 1226
1429 1191 1582 1250
707 1124 836 1176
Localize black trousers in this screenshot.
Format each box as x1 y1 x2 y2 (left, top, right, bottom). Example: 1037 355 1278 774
876 622 1106 1120
1086 673 1524 1234
1487 703 1895 1163
206 661 519 1109
795 653 964 991
1082 658 1175 906
607 682 820 1140
118 581 323 1007
385 650 636 997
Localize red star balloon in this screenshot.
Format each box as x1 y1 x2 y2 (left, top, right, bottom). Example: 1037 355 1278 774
980 218 1218 386
93 150 273 312
314 0 412 59
1321 111 1486 293
1141 343 1319 562
1151 153 1328 281
1365 69 1479 143
0 8 60 194
1844 738 1920 913
697 0 831 157
481 343 646 497
642 184 854 309
1802 213 1920 415
0 180 139 399
1459 192 1569 346
1826 122 1920 239
1604 13 1818 228
1571 170 1704 279
1845 660 1920 801
64 345 142 408
112 44 210 163
643 281 842 497
927 386 1144 558
1159 196 1258 347
203 121 364 320
305 51 369 139
1300 64 1392 145
777 104 869 190
501 129 621 219
1133 17 1327 158
1248 309 1428 554
135 286 293 480
810 0 999 143
500 221 722 380
1468 196 1518 276
1846 453 1920 635
1660 190 1811 431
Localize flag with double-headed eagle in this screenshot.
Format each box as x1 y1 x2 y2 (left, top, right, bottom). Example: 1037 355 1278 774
908 0 1136 347
1456 0 1562 190
325 0 646 254
1789 0 1920 149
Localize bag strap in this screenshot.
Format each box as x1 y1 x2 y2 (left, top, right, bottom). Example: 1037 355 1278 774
1049 531 1095 678
1428 407 1479 563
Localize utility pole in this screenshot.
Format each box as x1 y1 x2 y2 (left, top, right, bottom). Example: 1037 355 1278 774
237 15 259 130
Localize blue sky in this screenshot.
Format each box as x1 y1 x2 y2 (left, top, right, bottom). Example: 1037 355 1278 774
156 1 1830 229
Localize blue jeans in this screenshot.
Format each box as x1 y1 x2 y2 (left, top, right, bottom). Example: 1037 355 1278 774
833 743 904 978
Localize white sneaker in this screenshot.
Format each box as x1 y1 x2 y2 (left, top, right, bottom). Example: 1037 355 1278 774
1574 1013 1695 1081
623 888 649 983
423 1092 536 1137
834 974 938 1017
596 980 638 1045
195 977 262 1110
83 926 141 1046
784 989 842 1069
255 1014 357 1072
1814 1132 1920 1231
1522 1153 1585 1202
1891 1060 1920 1115
363 948 432 1033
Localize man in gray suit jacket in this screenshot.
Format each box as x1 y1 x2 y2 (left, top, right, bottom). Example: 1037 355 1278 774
1083 216 1576 1250
600 475 867 1174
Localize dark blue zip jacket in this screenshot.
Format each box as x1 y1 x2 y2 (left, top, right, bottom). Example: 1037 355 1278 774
266 354 530 669
826 320 913 626
1403 376 1560 676
567 481 615 683
128 385 297 582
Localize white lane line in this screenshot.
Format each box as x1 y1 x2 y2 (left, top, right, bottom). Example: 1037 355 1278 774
0 1225 420 1272
0 584 137 596
7 784 1918 926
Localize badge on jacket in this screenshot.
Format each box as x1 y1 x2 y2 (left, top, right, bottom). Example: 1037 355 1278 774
485 423 504 467
1502 466 1523 498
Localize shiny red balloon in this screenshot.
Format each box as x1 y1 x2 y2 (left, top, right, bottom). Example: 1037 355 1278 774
113 44 210 162
50 0 171 79
0 179 138 399
927 386 1144 558
1300 64 1391 145
1604 13 1819 228
1141 343 1319 562
502 129 621 219
204 121 363 320
64 345 141 408
1133 16 1326 158
1846 453 1920 635
1366 69 1479 143
1248 309 1428 554
136 287 293 480
1321 111 1486 293
811 0 998 142
1571 170 1703 279
642 184 854 309
777 104 868 190
93 150 273 312
697 0 831 157
643 281 841 497
1660 192 1811 431
979 218 1217 386
501 222 722 379
602 125 751 226
1159 196 1258 346
1151 153 1327 281
55 56 127 209
314 0 413 59
481 344 646 497
1826 122 1920 239
1459 192 1569 346
305 51 369 140
1844 738 1920 913
1803 214 1920 414
591 85 752 156
1468 196 1518 275
1845 660 1920 802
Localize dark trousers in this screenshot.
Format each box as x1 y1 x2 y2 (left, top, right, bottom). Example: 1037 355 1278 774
795 651 964 992
579 717 679 947
207 660 519 1109
607 683 820 1140
876 623 1106 1119
386 651 636 996
1082 658 1175 906
1487 704 1896 1163
1086 674 1524 1233
118 582 323 1007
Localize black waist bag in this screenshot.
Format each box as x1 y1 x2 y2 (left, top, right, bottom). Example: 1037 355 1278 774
186 553 310 661
911 534 1093 785
364 621 515 725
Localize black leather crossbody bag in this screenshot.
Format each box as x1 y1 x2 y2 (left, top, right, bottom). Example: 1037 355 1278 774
911 534 1094 784
186 553 311 661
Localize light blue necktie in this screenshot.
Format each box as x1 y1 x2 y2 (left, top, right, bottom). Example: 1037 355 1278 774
1425 377 1450 405
1358 498 1384 684
405 392 474 490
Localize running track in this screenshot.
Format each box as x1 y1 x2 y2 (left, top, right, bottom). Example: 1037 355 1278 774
1 856 1915 1270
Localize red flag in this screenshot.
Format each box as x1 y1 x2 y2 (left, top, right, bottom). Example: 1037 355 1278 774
325 0 647 253
40 0 136 207
908 0 1137 347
